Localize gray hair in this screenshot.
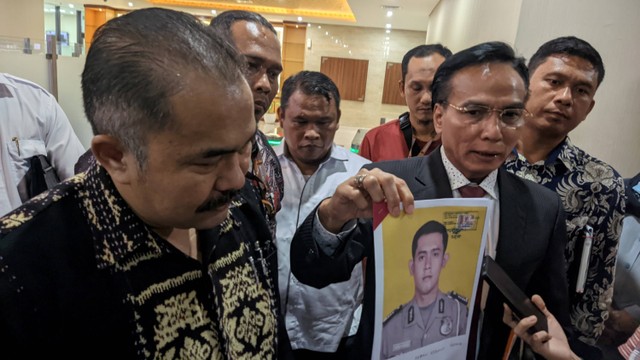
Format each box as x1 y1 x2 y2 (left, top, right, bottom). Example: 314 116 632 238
82 7 245 167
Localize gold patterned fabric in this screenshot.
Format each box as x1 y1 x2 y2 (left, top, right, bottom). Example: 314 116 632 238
0 162 277 358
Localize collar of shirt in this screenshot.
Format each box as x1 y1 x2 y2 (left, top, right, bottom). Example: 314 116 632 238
81 162 167 269
512 137 575 173
439 147 498 200
275 140 348 164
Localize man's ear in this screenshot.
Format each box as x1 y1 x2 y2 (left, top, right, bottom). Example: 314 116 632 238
277 106 284 128
433 103 445 135
409 259 415 277
398 79 406 98
91 134 136 185
585 99 596 118
442 253 449 268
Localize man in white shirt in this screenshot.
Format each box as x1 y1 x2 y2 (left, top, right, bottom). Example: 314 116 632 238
275 71 369 359
0 73 84 215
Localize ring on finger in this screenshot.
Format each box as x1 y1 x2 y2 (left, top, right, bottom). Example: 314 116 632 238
355 174 368 189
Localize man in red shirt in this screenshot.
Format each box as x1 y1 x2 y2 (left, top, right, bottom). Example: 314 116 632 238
359 44 451 161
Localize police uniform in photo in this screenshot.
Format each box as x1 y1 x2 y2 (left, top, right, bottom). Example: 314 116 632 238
380 291 468 359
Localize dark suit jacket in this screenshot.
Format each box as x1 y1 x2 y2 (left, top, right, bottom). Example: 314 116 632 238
291 150 570 359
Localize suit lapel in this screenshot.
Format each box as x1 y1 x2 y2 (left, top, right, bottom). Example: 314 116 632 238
495 169 527 265
411 150 453 200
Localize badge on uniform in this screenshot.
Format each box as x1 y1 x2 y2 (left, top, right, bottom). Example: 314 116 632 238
440 316 453 336
408 305 414 324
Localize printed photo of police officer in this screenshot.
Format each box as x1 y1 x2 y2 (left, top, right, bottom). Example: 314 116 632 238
380 220 469 359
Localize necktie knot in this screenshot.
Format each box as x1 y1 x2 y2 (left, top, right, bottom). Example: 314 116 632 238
459 184 486 198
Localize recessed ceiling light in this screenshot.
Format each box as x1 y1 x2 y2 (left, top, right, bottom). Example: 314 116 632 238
297 16 302 22
211 9 217 15
68 4 74 8
386 10 393 17
385 24 392 29
325 31 329 35
385 29 391 34
318 25 321 29
128 2 134 7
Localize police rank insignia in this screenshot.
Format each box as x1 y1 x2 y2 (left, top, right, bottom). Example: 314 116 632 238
440 316 453 336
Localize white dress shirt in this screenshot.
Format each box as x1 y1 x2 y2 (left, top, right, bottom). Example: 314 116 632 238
0 73 85 215
440 148 500 258
275 142 370 352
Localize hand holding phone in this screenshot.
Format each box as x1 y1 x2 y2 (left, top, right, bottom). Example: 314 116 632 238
481 256 548 334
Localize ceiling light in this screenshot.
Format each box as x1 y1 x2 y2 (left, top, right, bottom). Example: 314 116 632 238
325 31 329 35
211 9 217 15
297 16 302 22
385 29 391 34
385 24 392 29
318 25 322 29
386 10 393 17
128 2 134 7
68 4 74 8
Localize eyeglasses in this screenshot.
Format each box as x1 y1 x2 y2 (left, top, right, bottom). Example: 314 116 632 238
443 102 530 129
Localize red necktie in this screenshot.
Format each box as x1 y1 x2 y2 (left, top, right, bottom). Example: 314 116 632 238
459 184 486 198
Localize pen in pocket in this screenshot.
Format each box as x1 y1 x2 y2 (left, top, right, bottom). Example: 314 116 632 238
576 225 594 293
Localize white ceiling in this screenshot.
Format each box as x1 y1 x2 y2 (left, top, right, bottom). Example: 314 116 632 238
51 0 439 32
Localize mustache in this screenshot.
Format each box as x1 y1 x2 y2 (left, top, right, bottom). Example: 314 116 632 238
195 190 239 213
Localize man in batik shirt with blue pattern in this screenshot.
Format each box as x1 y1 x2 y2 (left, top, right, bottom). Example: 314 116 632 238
505 36 625 357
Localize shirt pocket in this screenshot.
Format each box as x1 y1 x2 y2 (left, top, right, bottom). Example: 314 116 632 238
6 138 47 191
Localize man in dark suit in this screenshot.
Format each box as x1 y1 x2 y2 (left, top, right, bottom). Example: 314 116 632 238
290 42 570 359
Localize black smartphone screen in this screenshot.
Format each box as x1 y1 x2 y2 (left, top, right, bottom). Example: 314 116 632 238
481 256 548 334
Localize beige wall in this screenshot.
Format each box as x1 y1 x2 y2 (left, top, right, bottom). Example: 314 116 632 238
303 24 427 129
427 0 522 52
514 0 640 177
0 0 44 41
427 0 639 177
2 0 638 176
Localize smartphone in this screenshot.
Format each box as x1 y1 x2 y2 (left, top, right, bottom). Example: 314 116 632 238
481 256 548 334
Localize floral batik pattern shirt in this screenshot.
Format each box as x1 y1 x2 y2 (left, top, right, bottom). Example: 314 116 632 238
504 137 625 344
249 130 284 242
0 163 277 358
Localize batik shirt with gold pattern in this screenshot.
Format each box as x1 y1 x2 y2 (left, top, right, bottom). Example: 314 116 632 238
0 163 277 358
505 137 625 344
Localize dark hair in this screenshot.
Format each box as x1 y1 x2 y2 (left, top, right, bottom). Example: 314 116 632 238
82 8 245 167
209 10 277 45
412 220 448 257
431 41 529 108
528 36 604 88
280 71 341 111
401 44 452 82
